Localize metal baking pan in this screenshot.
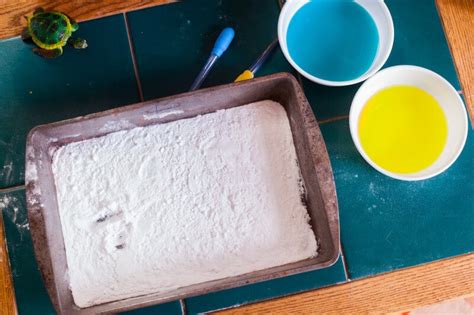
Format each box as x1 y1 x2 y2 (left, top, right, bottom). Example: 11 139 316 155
25 73 339 314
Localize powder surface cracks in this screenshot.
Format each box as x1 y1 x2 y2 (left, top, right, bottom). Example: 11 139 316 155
52 100 318 307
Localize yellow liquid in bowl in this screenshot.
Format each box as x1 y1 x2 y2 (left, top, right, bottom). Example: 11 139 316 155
358 85 448 174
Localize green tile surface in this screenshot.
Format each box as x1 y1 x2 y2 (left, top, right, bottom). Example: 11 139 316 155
185 257 346 314
303 81 362 121
0 15 139 188
1 189 55 314
127 0 293 101
321 120 474 279
303 0 460 120
384 0 460 87
0 0 471 313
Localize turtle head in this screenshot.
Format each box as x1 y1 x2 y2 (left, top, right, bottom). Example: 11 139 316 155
70 21 79 32
71 38 88 49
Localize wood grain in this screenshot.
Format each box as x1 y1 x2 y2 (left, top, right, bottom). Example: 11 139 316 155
0 215 17 315
0 0 174 40
217 253 474 315
436 0 474 124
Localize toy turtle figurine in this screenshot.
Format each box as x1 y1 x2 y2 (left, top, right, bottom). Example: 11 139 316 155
22 8 87 58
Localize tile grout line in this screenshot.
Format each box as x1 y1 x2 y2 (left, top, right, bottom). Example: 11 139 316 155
180 299 188 315
313 90 464 126
123 13 145 102
318 115 349 125
0 185 25 194
339 242 352 281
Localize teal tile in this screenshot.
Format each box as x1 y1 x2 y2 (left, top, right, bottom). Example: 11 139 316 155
120 301 182 315
384 0 460 88
0 15 139 188
303 0 460 120
321 120 474 279
185 257 346 314
127 0 292 100
1 189 55 314
303 80 361 121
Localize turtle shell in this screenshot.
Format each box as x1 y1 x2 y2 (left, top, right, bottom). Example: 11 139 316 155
29 12 73 49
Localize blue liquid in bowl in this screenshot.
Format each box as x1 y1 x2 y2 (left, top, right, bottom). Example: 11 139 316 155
287 0 380 82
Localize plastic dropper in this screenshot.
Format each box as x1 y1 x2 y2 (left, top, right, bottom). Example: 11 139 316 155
189 27 235 91
234 38 279 82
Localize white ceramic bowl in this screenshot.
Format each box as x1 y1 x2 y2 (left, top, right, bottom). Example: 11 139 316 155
349 65 468 181
278 0 394 86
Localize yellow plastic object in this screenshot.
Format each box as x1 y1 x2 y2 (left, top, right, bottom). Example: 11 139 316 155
235 70 255 82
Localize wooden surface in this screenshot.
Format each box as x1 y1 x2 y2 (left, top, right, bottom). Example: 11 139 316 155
218 254 474 315
436 0 474 124
0 0 174 40
0 215 17 315
0 0 472 313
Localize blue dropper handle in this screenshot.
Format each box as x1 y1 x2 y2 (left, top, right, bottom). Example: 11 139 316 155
211 27 235 57
190 27 235 91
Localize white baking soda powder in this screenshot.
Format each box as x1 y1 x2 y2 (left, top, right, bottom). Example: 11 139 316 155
52 100 317 307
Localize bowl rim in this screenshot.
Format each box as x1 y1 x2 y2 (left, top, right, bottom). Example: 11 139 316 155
277 0 394 87
349 65 468 181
